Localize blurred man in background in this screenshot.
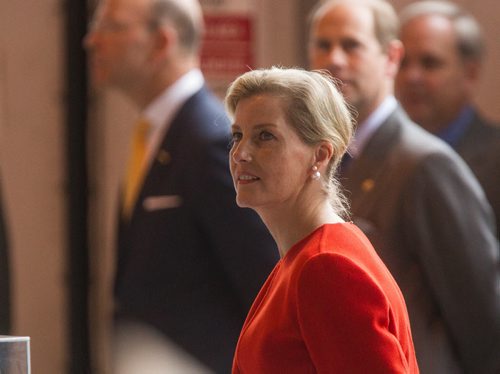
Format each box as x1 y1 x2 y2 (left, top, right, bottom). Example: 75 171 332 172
396 0 500 236
84 0 278 372
308 0 500 372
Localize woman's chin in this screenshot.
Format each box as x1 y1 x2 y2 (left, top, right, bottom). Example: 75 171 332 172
236 194 260 209
236 198 251 209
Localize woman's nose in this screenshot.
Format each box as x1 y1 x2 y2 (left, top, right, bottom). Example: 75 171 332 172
231 141 252 163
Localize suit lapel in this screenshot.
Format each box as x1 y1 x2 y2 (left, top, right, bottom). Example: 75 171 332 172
343 107 402 217
129 88 206 221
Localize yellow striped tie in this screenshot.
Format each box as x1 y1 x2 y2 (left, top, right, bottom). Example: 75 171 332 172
122 118 150 218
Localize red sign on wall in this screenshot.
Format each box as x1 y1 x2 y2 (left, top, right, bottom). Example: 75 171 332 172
201 15 254 95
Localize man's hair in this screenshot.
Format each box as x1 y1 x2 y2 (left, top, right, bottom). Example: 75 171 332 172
309 0 399 52
399 0 484 63
149 0 204 54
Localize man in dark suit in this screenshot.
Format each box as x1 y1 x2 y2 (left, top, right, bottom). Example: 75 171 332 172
84 0 278 372
395 0 500 237
308 0 500 373
0 184 10 334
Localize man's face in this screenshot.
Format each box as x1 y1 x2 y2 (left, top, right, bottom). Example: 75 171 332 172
308 3 392 123
84 0 155 91
395 15 475 133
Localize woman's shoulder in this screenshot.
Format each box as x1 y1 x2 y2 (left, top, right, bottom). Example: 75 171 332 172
283 224 360 269
293 223 389 284
309 222 372 257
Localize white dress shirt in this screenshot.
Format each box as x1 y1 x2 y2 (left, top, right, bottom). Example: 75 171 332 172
348 95 397 159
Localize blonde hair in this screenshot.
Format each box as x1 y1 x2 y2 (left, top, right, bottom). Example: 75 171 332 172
225 66 354 217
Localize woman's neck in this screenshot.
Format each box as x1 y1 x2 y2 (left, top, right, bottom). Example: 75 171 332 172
258 198 344 258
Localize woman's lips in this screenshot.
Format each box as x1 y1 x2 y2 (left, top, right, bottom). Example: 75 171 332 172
237 173 260 184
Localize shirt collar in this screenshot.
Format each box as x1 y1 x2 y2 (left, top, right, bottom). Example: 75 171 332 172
142 69 204 133
137 69 204 167
349 95 397 158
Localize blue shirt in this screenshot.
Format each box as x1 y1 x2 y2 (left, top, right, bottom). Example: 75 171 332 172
436 105 474 148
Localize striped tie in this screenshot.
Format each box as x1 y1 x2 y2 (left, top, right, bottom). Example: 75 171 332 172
122 118 150 218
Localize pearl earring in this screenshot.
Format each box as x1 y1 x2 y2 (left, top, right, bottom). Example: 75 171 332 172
311 165 321 180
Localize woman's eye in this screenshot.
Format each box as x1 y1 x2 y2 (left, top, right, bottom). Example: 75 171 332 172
259 131 275 141
229 132 242 148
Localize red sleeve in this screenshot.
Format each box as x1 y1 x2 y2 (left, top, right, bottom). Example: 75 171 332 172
296 253 409 374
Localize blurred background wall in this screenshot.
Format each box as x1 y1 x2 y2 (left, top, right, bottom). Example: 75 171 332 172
0 0 498 372
0 1 67 373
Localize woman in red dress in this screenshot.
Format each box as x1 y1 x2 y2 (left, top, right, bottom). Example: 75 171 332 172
225 67 419 373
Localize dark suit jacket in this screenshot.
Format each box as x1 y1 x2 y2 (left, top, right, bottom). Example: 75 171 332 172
0 183 10 334
342 106 500 374
114 86 279 373
453 108 500 237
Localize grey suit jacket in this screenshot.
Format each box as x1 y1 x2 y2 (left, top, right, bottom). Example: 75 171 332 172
453 109 500 237
342 106 500 374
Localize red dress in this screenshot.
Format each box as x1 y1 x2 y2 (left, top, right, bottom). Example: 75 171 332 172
232 223 419 373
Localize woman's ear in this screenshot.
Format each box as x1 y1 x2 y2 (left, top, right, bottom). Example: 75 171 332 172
314 141 334 169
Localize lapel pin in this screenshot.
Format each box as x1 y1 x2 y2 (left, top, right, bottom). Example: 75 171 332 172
157 150 171 165
361 178 375 192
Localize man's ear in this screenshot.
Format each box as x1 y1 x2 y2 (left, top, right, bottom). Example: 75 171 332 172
150 24 178 62
386 39 404 78
464 59 481 83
